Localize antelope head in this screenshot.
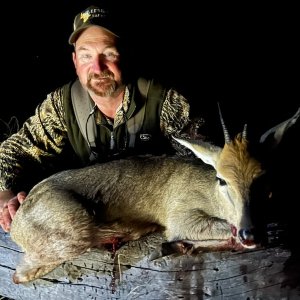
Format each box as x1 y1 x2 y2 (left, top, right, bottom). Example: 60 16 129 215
173 108 264 249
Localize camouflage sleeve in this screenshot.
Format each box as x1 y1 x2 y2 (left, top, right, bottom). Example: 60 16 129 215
160 88 206 156
160 88 191 136
0 87 70 192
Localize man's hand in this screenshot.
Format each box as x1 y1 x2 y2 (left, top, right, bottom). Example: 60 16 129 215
0 190 26 232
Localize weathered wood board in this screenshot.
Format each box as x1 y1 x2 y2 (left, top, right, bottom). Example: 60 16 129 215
1 228 299 300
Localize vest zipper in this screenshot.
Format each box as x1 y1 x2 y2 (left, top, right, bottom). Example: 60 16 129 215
110 131 115 150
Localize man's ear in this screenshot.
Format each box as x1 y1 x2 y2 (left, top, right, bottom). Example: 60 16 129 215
72 52 77 68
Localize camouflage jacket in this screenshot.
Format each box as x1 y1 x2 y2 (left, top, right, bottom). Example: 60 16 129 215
0 80 191 192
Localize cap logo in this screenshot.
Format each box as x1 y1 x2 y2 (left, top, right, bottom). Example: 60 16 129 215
80 8 108 24
80 12 91 23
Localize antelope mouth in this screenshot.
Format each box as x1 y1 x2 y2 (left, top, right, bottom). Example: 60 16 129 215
240 239 257 249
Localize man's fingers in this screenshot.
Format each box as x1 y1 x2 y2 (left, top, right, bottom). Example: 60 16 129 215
0 191 26 232
7 197 21 219
0 206 12 232
17 191 27 204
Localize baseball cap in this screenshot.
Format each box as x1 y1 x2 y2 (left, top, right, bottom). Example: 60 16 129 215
68 5 118 45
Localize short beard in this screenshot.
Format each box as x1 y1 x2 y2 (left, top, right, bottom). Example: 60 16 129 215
87 71 121 97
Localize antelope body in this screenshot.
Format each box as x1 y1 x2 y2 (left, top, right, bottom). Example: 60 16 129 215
10 130 265 284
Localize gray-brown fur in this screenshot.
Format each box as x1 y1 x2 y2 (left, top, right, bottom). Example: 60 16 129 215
10 134 264 284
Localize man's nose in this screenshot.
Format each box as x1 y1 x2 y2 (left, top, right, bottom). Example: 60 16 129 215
92 55 106 72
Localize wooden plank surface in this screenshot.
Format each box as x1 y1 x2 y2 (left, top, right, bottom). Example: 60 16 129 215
1 229 299 300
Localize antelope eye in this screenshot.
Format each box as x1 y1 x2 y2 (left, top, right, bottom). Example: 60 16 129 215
217 177 227 186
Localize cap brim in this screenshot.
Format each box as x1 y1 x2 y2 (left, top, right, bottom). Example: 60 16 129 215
68 25 118 45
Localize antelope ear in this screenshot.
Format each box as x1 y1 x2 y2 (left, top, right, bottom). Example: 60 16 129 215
259 107 300 148
172 136 222 168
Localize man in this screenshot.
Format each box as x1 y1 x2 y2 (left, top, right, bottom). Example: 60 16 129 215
0 5 197 232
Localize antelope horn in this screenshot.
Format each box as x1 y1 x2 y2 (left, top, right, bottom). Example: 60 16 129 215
242 124 248 140
217 102 231 144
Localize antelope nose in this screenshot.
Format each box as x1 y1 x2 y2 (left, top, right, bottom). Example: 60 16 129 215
239 228 254 241
238 228 256 249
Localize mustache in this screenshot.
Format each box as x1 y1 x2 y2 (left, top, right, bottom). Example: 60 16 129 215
88 70 114 80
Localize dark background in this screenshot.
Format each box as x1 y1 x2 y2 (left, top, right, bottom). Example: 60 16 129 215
2 1 299 142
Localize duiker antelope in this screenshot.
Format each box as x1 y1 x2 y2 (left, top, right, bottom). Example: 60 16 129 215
10 107 299 284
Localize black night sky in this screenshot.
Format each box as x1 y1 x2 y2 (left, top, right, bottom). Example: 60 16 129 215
2 1 299 143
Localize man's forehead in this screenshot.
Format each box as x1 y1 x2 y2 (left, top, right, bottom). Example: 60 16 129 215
75 26 117 47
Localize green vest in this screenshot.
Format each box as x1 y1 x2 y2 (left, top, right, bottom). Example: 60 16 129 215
63 78 174 165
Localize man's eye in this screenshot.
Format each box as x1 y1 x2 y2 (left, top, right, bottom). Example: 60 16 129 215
79 54 92 62
105 52 119 61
